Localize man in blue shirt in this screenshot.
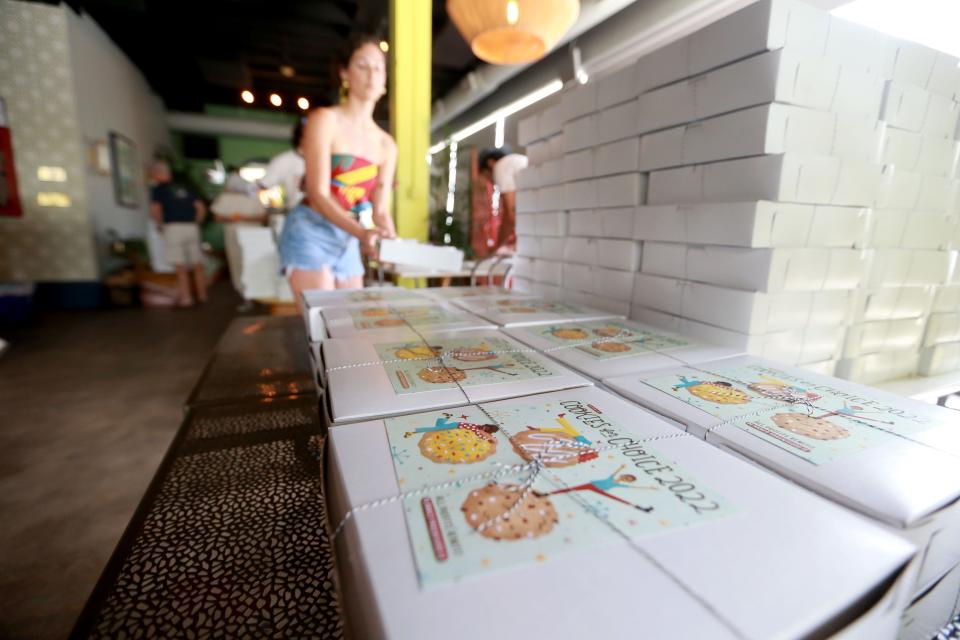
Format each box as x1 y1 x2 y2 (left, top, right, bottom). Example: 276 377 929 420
149 160 207 306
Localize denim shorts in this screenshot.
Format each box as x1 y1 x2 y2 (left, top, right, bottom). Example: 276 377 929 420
278 204 364 281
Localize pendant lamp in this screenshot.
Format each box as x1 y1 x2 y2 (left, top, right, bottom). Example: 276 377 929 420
446 0 580 65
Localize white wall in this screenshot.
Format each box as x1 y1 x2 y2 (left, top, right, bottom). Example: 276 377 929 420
65 7 170 268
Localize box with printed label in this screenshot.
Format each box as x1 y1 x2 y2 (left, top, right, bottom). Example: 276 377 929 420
630 305 845 365
302 288 432 342
320 300 495 340
322 329 592 424
632 272 853 334
636 49 885 136
633 201 868 248
923 313 960 347
641 243 865 293
326 384 915 640
842 318 926 358
647 153 883 207
453 296 620 328
603 354 960 595
504 318 736 380
639 103 883 172
918 342 960 375
850 287 935 323
864 249 952 288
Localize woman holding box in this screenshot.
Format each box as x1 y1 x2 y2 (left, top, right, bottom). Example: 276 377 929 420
279 34 397 300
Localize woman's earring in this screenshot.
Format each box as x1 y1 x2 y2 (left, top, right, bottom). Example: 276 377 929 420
339 80 350 103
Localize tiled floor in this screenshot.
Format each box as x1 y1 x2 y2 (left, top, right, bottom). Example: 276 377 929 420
0 284 241 639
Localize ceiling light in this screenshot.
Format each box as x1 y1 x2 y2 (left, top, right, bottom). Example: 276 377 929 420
832 0 960 59
239 166 266 182
379 40 389 53
297 97 310 110
450 79 563 143
269 93 282 107
279 65 295 78
447 0 579 65
241 90 254 104
576 69 589 84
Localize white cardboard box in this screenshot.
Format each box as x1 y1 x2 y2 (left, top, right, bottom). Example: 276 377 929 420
594 173 646 209
538 104 563 140
562 149 594 182
422 287 528 301
321 300 495 340
592 266 635 300
932 285 960 313
630 305 845 365
516 165 539 190
850 287 935 323
638 103 883 172
560 82 598 123
518 114 540 146
530 282 562 302
918 342 960 375
561 262 592 292
515 212 536 235
647 153 883 207
899 562 960 640
641 243 866 293
515 189 539 213
513 256 534 280
537 158 563 187
302 288 431 342
842 317 926 358
534 259 563 286
515 235 540 258
539 185 566 211
580 292 632 317
538 238 565 261
453 296 621 328
379 240 464 273
327 384 915 640
503 318 737 380
597 99 638 145
594 137 641 177
864 250 952 288
876 169 959 213
633 201 868 248
881 80 960 139
596 239 642 271
636 49 885 136
535 211 568 237
924 313 960 347
563 114 598 152
563 178 597 210
632 272 852 334
595 61 642 110
603 354 960 594
880 127 960 177
569 207 637 239
836 349 921 384
867 209 955 249
322 329 592 424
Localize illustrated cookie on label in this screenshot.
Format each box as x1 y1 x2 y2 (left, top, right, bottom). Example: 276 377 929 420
509 306 539 313
374 318 406 327
461 483 558 541
772 413 850 440
673 375 750 404
550 326 588 341
591 340 630 353
449 344 497 362
404 413 500 464
394 344 443 360
360 307 390 317
593 326 633 338
417 363 518 384
510 413 598 467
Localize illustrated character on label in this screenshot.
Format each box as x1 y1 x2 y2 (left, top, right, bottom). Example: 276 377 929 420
748 376 821 404
673 376 751 405
549 326 589 341
417 363 517 383
772 401 895 440
461 482 558 541
404 412 500 464
537 464 656 512
393 343 443 360
511 413 599 467
449 343 497 362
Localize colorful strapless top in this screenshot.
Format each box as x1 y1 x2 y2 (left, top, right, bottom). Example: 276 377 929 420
331 153 378 217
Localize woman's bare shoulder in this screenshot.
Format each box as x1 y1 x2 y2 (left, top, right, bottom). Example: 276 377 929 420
377 126 397 154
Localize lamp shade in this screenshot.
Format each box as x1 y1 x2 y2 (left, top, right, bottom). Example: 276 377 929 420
446 0 580 65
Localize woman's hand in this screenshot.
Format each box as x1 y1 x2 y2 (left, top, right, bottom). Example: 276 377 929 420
360 228 381 259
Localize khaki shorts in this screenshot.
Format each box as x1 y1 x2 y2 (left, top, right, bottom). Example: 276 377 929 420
163 222 203 265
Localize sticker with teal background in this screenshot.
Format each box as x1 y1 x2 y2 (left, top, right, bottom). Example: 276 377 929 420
478 298 589 315
383 396 735 587
534 320 691 359
642 364 935 465
348 305 463 330
374 336 558 395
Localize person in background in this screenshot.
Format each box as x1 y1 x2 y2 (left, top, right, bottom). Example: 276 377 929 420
211 171 267 297
149 159 207 307
278 34 397 304
476 147 527 255
260 119 306 211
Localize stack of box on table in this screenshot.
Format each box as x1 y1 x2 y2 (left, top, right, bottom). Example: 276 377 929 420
308 286 941 639
515 0 960 387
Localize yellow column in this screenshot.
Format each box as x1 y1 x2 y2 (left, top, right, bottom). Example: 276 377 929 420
390 0 432 287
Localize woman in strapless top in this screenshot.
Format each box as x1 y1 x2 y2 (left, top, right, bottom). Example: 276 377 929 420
279 34 397 301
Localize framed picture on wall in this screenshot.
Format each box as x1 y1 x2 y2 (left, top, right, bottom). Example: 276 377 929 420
0 97 23 218
109 131 139 208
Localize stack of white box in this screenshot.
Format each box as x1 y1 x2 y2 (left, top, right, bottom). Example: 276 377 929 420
515 103 567 301
513 0 960 384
